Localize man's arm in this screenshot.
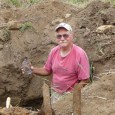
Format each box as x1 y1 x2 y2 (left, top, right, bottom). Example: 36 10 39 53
31 66 51 76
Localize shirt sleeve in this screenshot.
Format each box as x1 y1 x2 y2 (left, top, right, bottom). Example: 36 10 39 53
77 50 90 80
44 50 53 74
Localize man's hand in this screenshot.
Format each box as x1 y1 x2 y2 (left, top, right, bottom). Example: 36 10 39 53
78 79 89 88
21 65 33 75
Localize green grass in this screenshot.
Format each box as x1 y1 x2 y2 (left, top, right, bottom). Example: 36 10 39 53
29 0 42 4
102 0 115 5
90 62 94 83
7 0 21 7
3 28 11 41
63 0 92 8
64 0 115 6
6 0 42 7
20 22 32 33
65 0 88 4
5 0 115 8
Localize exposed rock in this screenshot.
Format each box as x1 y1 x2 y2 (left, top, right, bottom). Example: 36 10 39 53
7 21 22 30
96 25 115 34
65 13 71 18
51 18 64 25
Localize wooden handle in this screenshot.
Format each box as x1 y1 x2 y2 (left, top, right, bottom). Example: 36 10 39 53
73 84 81 115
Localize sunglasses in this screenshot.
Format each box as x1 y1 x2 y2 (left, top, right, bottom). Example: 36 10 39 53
56 34 70 39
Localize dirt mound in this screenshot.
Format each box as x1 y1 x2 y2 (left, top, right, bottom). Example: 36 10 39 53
73 0 115 73
0 0 80 107
0 0 115 114
52 73 115 115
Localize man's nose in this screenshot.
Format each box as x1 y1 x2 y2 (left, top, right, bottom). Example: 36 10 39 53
60 36 65 40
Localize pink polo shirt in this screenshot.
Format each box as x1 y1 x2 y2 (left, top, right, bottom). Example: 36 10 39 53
44 44 90 94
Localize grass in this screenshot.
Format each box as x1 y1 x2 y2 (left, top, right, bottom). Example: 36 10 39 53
29 0 42 4
64 0 115 6
7 0 21 7
90 62 94 83
20 22 32 32
63 0 95 8
5 0 115 8
3 28 11 41
102 0 115 5
64 0 88 4
6 0 42 7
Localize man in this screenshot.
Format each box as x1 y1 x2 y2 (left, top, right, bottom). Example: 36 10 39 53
31 22 90 103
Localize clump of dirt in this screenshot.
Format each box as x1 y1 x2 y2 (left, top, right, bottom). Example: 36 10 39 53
0 0 114 114
0 107 40 115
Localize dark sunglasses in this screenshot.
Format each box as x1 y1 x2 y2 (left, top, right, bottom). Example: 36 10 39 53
56 34 69 39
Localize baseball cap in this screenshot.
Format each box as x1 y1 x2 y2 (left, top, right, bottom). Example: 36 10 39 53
55 22 72 32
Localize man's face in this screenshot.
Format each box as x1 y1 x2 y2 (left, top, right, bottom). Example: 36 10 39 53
56 28 73 48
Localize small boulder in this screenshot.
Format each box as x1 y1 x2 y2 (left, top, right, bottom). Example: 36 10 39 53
51 18 64 25
7 21 22 30
96 25 115 34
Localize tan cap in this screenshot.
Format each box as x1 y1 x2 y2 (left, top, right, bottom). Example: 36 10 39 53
55 22 72 32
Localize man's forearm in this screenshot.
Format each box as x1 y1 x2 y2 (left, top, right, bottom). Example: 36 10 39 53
31 66 50 76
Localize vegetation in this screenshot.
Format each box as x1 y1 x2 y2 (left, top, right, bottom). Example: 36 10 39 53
5 0 115 7
20 22 32 32
6 0 42 7
90 62 94 83
64 0 115 6
64 0 88 4
29 0 42 4
3 28 11 41
7 0 21 7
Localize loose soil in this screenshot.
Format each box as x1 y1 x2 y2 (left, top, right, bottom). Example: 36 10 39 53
0 0 115 114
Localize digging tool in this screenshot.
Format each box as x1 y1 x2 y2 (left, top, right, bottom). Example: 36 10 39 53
42 82 52 115
73 84 81 115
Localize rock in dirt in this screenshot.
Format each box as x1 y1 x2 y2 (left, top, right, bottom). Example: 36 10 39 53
7 21 22 30
51 18 64 25
96 25 115 34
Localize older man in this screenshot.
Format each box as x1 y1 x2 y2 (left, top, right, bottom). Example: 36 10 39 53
31 22 90 103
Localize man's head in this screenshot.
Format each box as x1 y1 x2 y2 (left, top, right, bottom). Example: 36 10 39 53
55 23 73 48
